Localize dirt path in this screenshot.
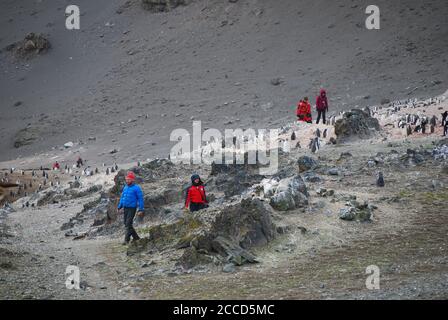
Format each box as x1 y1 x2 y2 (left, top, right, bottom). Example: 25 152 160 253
0 197 137 300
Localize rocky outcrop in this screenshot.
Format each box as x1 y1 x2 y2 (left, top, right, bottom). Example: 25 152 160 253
268 175 309 211
297 156 319 172
334 109 380 143
339 200 375 222
5 33 50 59
209 159 264 198
13 127 41 148
141 0 186 12
127 198 276 269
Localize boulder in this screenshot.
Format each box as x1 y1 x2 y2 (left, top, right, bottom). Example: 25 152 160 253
339 200 374 222
6 33 50 59
334 109 380 143
297 156 319 172
269 175 308 211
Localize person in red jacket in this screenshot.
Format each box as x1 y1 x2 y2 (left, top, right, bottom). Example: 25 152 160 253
52 161 60 170
316 89 329 124
296 97 312 123
184 174 208 213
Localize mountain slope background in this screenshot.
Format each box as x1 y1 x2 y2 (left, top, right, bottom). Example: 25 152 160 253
1 0 447 164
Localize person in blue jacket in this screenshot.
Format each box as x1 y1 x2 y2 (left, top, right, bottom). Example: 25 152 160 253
118 171 144 244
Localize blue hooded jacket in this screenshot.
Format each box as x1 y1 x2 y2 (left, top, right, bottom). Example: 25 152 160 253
118 183 144 211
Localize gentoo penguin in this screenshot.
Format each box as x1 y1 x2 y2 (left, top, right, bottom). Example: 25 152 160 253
315 128 321 138
323 129 328 138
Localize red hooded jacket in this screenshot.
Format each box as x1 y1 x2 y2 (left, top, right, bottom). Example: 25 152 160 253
316 90 329 111
185 185 207 207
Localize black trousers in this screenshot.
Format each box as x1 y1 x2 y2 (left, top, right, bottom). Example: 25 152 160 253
190 202 206 212
316 110 326 124
123 207 140 242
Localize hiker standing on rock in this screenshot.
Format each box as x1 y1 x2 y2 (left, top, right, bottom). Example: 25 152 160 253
118 171 144 244
316 89 329 124
296 97 312 123
184 174 208 213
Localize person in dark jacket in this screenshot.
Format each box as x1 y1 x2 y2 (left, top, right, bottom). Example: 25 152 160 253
118 171 144 244
316 89 329 124
184 174 208 213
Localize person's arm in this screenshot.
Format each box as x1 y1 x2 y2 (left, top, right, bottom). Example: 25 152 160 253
117 188 124 210
203 188 208 204
185 187 191 208
136 186 144 213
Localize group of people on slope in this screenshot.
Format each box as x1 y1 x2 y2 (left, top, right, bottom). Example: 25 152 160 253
296 89 329 124
117 171 208 245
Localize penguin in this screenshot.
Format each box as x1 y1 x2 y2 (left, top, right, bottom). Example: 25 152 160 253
291 131 296 141
323 129 327 138
95 168 99 174
315 128 321 138
25 201 29 208
430 115 437 127
137 161 141 167
114 164 118 171
106 168 110 175
32 170 35 177
376 172 385 187
111 167 115 173
42 170 46 177
29 182 32 188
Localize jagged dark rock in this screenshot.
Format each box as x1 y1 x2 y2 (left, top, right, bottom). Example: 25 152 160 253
334 109 381 143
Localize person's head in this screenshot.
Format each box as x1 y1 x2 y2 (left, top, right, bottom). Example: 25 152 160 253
304 97 309 102
125 171 136 186
191 174 201 186
320 89 326 97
